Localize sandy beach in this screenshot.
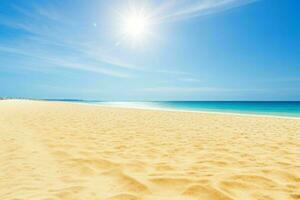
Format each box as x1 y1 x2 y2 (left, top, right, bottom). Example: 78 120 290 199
0 100 299 200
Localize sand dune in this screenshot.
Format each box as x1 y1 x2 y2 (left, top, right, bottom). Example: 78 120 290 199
0 100 299 200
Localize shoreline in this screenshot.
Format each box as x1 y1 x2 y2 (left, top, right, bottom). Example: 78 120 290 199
92 103 300 120
37 99 300 120
4 99 300 120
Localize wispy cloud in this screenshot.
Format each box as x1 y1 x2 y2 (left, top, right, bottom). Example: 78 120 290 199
180 77 202 82
0 0 258 80
153 69 193 75
154 0 259 23
1 2 198 79
0 2 140 78
0 45 132 78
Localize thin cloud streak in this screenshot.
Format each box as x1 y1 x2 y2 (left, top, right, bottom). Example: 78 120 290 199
0 0 259 80
0 45 132 78
153 0 259 23
153 69 193 76
0 3 139 77
0 3 189 78
180 77 202 82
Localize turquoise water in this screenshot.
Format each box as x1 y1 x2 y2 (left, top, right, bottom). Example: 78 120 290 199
48 100 300 117
91 101 300 117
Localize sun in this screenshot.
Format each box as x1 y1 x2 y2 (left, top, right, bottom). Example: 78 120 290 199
123 12 150 40
117 5 153 45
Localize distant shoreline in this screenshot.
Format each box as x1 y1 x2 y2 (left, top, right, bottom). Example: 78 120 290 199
2 99 300 119
20 99 300 120
80 102 300 120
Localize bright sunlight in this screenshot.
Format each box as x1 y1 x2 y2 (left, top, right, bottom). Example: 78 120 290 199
123 13 150 39
118 4 153 45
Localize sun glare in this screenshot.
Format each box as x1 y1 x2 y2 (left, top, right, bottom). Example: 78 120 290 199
118 5 153 45
123 13 150 39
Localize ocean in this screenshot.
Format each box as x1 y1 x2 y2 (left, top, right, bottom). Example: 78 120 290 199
51 100 300 118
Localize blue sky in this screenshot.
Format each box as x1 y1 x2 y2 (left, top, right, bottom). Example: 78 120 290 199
0 0 299 100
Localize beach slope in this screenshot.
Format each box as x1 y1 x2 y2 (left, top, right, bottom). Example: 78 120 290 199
0 100 299 200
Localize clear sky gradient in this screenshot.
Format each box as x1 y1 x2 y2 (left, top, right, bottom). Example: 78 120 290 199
0 0 299 101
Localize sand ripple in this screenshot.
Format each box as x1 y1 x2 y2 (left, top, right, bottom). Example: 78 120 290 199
0 100 299 200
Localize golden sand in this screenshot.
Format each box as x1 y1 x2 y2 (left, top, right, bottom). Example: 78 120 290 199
0 100 299 200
